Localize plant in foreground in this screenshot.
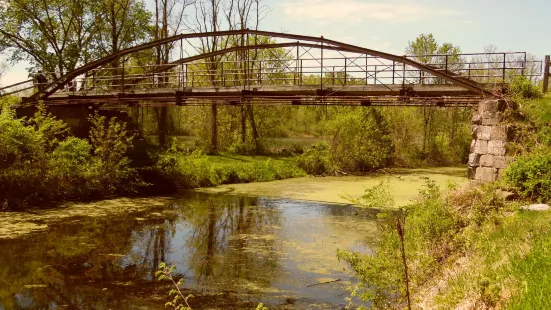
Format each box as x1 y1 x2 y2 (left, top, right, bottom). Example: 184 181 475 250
156 262 193 310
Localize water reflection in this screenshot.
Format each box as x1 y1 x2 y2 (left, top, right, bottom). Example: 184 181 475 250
0 192 377 309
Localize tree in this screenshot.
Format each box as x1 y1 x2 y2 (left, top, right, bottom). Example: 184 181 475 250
405 34 467 160
0 0 100 78
151 0 193 147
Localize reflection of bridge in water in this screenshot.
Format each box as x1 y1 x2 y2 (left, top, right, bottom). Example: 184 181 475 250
0 29 542 108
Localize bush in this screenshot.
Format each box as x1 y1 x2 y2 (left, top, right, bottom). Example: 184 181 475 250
297 142 332 175
505 149 551 202
0 106 140 210
328 108 393 172
338 181 505 308
155 143 306 190
509 76 542 99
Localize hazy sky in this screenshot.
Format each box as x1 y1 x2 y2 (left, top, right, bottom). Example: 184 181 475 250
1 0 550 85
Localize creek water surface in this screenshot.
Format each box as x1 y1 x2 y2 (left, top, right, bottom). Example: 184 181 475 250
0 192 377 309
0 168 466 309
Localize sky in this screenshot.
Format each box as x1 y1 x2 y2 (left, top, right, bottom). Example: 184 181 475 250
1 0 550 85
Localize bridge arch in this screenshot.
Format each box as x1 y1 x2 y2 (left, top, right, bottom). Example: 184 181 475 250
20 29 500 105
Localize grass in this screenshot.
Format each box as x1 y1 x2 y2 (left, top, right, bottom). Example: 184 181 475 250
424 208 551 309
154 150 307 190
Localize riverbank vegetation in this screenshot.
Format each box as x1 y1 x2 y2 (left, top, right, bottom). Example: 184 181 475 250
338 91 551 309
0 103 142 210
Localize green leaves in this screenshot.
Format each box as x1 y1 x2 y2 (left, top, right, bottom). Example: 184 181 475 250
156 262 193 310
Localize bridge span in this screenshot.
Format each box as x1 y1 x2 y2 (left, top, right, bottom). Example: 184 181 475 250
0 29 542 108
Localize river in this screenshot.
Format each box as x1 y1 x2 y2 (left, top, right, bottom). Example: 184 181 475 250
0 168 466 309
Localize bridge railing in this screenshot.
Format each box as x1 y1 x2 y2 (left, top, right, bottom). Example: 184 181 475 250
34 51 540 96
0 79 34 97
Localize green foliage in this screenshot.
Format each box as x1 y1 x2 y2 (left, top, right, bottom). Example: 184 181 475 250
328 108 393 173
508 76 542 99
155 142 306 190
156 262 193 310
0 95 20 110
339 181 506 309
0 107 140 210
507 230 551 310
505 149 551 202
297 142 332 175
89 112 138 194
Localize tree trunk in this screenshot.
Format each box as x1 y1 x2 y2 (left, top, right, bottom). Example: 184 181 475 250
241 106 246 143
211 103 218 152
248 105 259 150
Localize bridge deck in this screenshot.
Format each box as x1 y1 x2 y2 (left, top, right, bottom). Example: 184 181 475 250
38 84 483 107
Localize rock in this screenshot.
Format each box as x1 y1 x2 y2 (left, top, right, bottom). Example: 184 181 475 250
475 167 498 182
520 204 550 211
472 114 482 125
478 126 492 140
493 156 509 169
478 100 500 114
488 140 506 156
468 154 481 167
471 125 479 138
474 140 488 155
468 167 477 179
480 155 494 167
481 113 501 125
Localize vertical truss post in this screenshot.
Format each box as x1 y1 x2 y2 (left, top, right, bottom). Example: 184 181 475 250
221 62 225 87
374 65 377 85
121 57 125 93
258 60 262 85
402 62 406 87
344 58 347 86
468 63 471 80
521 52 527 76
320 37 324 89
92 70 96 90
365 55 368 85
502 53 507 83
300 59 303 86
246 32 250 90
392 61 396 84
295 44 299 86
185 64 188 89
419 70 422 85
332 66 335 85
544 55 550 93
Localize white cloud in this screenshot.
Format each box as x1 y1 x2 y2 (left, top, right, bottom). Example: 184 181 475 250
280 0 460 23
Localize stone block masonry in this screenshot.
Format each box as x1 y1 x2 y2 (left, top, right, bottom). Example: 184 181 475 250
468 100 516 182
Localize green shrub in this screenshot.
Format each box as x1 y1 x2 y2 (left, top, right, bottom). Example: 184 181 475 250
338 181 505 308
155 144 306 190
328 108 393 172
297 142 332 175
505 149 551 202
509 76 542 99
0 106 140 210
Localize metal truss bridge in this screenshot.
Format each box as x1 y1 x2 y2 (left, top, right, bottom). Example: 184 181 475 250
0 29 542 108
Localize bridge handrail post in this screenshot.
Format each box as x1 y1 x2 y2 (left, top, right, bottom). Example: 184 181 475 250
221 62 225 87
544 55 550 93
344 58 347 86
392 61 396 84
502 53 506 83
365 55 368 85
320 36 324 90
258 60 262 85
121 59 125 93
